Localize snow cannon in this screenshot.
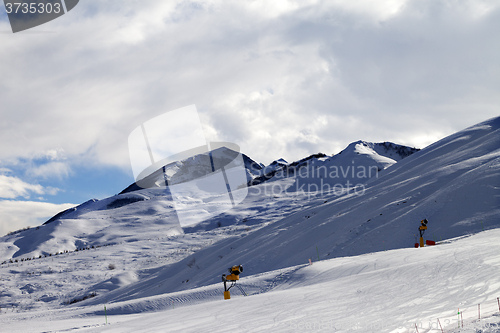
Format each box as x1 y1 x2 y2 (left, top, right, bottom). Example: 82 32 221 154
418 219 428 248
226 265 243 281
222 265 243 300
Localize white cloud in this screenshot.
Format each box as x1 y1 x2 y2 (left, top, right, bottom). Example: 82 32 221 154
44 187 62 196
0 0 498 168
0 174 63 200
0 175 45 199
42 148 67 161
0 168 12 175
27 162 71 180
0 200 76 237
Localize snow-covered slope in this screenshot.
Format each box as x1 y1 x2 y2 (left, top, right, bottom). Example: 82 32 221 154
77 116 499 299
0 116 498 333
2 228 500 333
0 192 183 260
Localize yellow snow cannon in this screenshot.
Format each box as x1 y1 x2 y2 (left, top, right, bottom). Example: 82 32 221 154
226 265 243 281
222 265 243 300
419 219 428 248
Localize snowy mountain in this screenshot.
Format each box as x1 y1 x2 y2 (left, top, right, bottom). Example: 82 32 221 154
120 145 263 195
249 141 419 190
0 116 499 333
260 158 288 176
0 140 420 260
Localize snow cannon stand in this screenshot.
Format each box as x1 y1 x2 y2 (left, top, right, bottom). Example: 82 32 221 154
222 265 243 300
416 219 435 248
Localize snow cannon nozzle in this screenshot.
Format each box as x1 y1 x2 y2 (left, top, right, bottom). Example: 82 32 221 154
421 219 428 227
228 264 243 276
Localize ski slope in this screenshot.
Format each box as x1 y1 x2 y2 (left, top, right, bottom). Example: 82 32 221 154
2 229 500 332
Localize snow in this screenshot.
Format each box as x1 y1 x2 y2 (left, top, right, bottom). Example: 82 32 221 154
2 230 500 332
0 116 499 332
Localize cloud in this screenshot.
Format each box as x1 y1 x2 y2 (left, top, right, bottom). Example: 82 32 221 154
0 168 12 174
0 0 498 169
27 161 71 180
40 148 67 161
0 200 75 237
0 174 63 199
0 175 45 199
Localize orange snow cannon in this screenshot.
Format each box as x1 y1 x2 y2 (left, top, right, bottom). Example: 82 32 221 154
222 264 243 300
226 265 243 281
419 219 428 248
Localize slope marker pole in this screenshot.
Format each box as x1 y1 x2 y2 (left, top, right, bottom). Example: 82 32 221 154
498 297 500 313
437 318 444 333
316 247 320 261
104 305 107 325
478 303 480 320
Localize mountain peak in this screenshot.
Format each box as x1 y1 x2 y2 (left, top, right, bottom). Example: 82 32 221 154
120 145 262 195
339 140 420 162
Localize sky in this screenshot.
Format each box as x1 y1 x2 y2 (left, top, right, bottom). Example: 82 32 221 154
0 0 499 236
